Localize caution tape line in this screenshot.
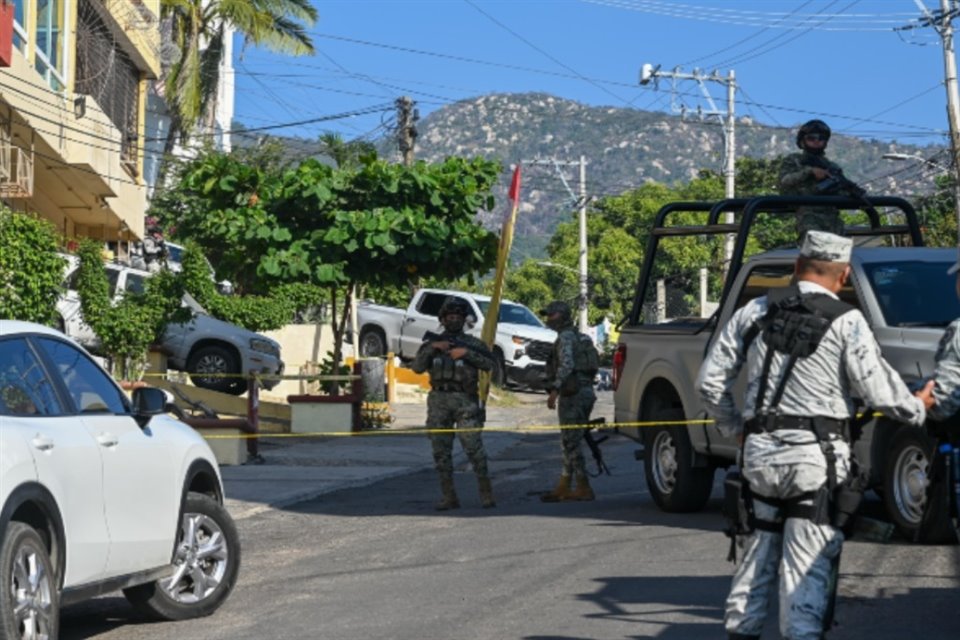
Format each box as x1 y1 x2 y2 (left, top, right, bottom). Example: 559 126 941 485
196 412 884 441
142 372 360 381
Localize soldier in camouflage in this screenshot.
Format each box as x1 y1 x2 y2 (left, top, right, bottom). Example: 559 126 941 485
779 119 863 240
929 255 960 420
697 231 933 640
410 297 496 510
539 300 599 502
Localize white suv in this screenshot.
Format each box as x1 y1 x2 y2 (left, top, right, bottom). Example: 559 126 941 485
57 256 284 396
0 321 240 637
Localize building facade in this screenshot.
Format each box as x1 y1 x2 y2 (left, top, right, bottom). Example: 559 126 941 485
0 0 160 247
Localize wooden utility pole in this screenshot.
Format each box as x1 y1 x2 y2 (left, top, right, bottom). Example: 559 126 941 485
396 96 417 166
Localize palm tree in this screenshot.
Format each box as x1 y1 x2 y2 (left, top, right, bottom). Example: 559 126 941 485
160 0 317 146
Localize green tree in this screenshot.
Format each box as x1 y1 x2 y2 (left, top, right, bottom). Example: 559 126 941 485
160 0 317 148
74 240 188 379
156 150 501 387
915 174 958 248
0 207 66 325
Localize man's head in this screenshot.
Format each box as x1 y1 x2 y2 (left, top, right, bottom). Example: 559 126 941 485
796 119 831 155
795 230 852 293
540 300 572 331
438 297 469 333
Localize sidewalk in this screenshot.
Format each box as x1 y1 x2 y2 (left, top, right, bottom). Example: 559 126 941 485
220 394 557 520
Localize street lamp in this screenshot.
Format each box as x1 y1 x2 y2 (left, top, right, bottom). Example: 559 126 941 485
881 153 948 172
537 261 588 332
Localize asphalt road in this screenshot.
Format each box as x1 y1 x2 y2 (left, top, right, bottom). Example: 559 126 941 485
61 395 960 640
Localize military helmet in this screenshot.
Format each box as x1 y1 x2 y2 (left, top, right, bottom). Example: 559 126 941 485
437 297 470 320
796 119 831 148
539 300 572 319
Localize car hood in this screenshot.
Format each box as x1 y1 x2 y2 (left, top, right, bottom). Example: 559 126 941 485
481 322 557 343
183 313 280 347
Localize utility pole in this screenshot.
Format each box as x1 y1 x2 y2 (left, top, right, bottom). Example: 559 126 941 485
523 156 590 332
640 64 738 267
395 96 418 166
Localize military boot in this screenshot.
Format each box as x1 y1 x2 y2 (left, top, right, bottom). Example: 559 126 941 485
540 475 572 502
568 473 595 501
435 475 460 511
478 476 496 509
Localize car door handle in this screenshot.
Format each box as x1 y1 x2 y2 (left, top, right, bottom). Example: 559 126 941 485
97 433 119 448
31 436 55 452
405 317 416 323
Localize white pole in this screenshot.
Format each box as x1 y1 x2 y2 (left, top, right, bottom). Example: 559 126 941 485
578 155 589 333
939 0 960 245
723 70 737 270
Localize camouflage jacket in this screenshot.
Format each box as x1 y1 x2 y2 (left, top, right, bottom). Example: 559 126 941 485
778 152 858 199
410 330 494 377
697 280 927 438
930 318 960 420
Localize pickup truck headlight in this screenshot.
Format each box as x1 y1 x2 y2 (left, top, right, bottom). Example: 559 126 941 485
250 338 280 358
512 335 529 359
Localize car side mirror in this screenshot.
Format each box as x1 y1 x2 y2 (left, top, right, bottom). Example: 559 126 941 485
131 387 172 427
217 280 234 295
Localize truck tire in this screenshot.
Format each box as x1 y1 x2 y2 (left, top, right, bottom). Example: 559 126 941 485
187 344 246 396
359 327 387 358
883 428 956 544
644 409 714 513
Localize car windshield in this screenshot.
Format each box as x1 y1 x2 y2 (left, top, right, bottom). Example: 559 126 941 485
475 301 544 327
863 261 960 327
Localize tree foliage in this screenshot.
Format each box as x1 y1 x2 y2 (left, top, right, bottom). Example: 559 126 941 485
151 148 502 383
74 240 189 379
0 207 66 325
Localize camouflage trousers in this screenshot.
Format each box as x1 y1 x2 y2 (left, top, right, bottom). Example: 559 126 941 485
556 386 597 477
726 433 851 640
426 391 488 479
796 207 843 241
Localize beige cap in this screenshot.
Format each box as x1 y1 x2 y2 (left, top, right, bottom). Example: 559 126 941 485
800 230 852 263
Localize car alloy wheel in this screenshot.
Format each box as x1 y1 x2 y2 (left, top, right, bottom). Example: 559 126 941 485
0 523 58 640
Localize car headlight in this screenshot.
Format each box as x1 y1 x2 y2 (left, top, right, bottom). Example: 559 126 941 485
250 338 280 357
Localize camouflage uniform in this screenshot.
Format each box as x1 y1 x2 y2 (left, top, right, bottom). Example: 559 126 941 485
410 323 495 509
546 326 597 478
930 319 960 420
778 151 854 238
697 232 926 640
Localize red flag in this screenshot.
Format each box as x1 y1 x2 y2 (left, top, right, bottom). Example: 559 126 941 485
508 165 522 203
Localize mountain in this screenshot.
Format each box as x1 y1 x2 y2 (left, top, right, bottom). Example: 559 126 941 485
404 92 943 259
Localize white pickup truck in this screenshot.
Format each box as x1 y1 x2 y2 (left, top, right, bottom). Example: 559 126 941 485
355 288 556 388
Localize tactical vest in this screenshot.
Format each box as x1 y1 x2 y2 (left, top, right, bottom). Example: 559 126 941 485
548 329 600 396
428 334 478 393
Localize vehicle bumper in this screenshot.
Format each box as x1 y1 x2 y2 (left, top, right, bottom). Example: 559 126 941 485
506 364 548 389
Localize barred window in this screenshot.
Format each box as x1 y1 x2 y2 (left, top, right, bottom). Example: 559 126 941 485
75 0 140 175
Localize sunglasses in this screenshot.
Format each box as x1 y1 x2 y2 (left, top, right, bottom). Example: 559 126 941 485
804 133 827 142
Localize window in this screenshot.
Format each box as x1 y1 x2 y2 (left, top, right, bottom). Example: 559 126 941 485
11 0 27 54
417 293 470 318
734 264 794 310
34 0 67 90
37 337 129 414
0 337 63 416
863 261 959 328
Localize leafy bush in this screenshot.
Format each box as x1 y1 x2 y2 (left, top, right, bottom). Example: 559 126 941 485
0 207 66 324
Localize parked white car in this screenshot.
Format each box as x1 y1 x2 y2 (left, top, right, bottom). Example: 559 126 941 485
0 320 240 637
56 255 283 395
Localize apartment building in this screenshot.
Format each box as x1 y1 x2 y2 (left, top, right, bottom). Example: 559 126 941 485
0 0 160 247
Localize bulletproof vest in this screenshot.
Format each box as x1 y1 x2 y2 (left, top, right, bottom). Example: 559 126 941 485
750 284 855 416
428 333 478 391
760 285 854 358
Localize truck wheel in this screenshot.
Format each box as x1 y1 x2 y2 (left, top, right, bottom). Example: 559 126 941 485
187 345 246 395
644 411 714 513
359 327 387 358
883 428 956 543
124 493 241 620
0 522 59 640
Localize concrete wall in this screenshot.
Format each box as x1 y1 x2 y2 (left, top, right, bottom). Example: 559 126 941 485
263 323 337 399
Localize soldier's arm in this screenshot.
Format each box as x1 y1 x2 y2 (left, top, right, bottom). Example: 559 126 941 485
930 319 960 420
696 302 760 437
552 332 577 390
841 312 926 426
778 154 814 192
458 337 494 371
409 341 436 374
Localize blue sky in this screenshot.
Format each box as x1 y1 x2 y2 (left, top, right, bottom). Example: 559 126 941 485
233 0 951 150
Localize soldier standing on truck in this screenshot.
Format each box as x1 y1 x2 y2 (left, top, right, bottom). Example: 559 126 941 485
410 297 497 511
696 231 934 640
779 119 867 240
539 301 600 502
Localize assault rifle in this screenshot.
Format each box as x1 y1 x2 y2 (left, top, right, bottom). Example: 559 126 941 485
801 155 881 221
422 331 489 356
584 417 611 477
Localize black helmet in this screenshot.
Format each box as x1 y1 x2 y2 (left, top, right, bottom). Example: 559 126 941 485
437 297 470 320
540 300 573 330
796 119 831 148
